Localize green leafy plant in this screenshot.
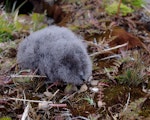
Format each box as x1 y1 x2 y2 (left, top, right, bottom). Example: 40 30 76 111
0 15 15 42
83 97 95 106
105 2 133 16
115 69 144 86
0 0 47 42
115 56 147 86
122 0 145 8
31 13 47 31
0 11 47 42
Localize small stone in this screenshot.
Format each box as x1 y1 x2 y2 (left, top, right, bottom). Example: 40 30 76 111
79 84 88 93
97 101 103 108
90 80 99 86
90 87 99 93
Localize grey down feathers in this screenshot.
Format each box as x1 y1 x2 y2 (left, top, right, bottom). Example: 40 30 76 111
17 25 92 85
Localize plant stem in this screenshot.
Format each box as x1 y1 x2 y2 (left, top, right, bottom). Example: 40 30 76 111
117 0 122 16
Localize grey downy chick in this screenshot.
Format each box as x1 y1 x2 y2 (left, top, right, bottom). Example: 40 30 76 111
17 25 92 85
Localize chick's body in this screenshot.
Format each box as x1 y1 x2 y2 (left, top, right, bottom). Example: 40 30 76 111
17 26 92 85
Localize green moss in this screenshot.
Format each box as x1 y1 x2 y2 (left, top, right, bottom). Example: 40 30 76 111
104 85 146 108
120 97 148 119
105 2 133 16
104 85 129 106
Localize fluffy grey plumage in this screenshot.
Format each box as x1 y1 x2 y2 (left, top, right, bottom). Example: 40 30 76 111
17 25 92 85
